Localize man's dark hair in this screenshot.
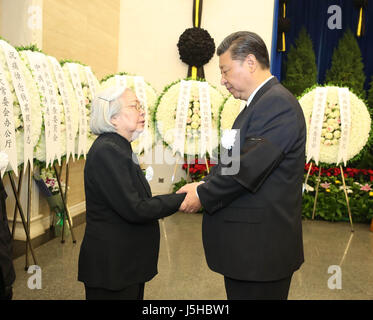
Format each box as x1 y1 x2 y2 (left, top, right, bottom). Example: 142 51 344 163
217 31 270 69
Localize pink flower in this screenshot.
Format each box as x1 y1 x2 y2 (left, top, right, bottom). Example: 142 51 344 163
320 182 331 189
360 184 372 192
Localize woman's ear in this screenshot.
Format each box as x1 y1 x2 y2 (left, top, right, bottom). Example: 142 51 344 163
110 115 118 127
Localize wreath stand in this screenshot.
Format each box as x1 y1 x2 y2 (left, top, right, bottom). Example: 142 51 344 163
53 159 77 244
7 160 38 271
304 161 354 232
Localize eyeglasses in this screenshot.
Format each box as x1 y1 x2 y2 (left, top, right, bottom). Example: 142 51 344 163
125 101 144 112
99 96 144 112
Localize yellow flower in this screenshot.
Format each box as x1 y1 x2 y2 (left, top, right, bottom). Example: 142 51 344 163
335 180 341 184
191 121 199 129
326 189 331 192
369 191 373 197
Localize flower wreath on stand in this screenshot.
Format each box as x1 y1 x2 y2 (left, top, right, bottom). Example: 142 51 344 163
17 46 79 166
155 78 224 157
155 78 224 210
299 85 373 223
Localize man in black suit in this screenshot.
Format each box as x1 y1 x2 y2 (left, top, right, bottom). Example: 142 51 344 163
177 31 306 300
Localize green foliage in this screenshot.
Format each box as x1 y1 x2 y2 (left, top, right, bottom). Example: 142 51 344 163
100 71 128 83
349 75 373 169
15 44 43 53
368 75 373 110
172 177 188 193
302 172 373 223
282 28 317 97
59 59 86 66
325 29 366 99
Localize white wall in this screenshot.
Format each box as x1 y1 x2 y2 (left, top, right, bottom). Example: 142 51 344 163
118 0 275 92
118 0 275 194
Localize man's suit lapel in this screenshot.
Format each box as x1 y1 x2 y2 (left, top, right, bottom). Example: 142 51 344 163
234 77 279 148
231 77 279 130
248 77 279 111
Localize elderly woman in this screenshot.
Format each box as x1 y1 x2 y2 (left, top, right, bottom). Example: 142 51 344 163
78 87 185 300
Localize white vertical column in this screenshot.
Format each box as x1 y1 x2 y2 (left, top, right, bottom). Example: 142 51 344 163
0 0 43 48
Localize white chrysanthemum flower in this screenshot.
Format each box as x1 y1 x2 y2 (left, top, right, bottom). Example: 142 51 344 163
219 95 243 131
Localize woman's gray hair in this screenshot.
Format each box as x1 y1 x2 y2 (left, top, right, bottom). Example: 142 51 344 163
90 87 125 135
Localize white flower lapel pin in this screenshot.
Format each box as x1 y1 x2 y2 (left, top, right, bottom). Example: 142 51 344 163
145 166 154 182
221 129 237 150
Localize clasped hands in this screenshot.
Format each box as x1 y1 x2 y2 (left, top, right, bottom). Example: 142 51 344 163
176 181 204 213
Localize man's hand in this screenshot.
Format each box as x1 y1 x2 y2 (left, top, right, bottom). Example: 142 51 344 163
176 182 203 213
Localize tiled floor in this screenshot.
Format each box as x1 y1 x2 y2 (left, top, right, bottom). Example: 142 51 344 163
10 212 373 300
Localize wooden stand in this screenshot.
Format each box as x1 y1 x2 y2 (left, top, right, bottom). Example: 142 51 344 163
305 162 354 232
7 161 38 270
53 160 77 244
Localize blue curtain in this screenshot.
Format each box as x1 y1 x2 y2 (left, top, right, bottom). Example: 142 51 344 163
270 0 282 79
271 0 373 92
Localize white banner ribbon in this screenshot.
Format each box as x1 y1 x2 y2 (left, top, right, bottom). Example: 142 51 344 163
67 63 87 159
48 56 75 163
134 76 151 156
0 63 17 177
84 66 98 100
306 87 328 165
198 81 213 157
173 80 192 156
25 51 62 167
114 75 127 90
0 40 33 173
337 88 351 166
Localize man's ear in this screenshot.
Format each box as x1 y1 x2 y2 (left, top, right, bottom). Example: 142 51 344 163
246 54 257 72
